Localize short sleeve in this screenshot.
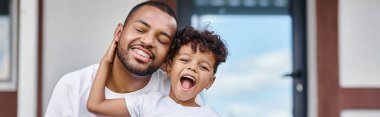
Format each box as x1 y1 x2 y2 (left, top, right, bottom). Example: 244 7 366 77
44 75 73 117
124 94 144 117
124 92 163 117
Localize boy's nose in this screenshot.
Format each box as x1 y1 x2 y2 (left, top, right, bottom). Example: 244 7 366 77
187 65 197 73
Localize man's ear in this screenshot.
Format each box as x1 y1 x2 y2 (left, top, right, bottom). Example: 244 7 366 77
206 76 216 90
114 23 124 42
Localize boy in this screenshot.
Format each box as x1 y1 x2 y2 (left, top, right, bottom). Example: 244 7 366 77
87 26 228 117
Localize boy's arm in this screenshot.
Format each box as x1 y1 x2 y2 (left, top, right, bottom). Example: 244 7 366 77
86 40 130 116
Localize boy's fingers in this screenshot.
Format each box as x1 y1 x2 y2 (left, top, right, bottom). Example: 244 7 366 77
107 39 117 57
102 39 118 64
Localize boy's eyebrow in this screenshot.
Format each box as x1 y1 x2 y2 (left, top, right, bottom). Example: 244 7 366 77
177 52 190 56
201 60 213 68
176 53 191 60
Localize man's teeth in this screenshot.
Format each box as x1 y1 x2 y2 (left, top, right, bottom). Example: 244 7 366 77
133 49 150 58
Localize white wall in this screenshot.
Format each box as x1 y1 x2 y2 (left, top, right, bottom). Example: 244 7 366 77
18 0 38 116
339 0 380 88
307 0 317 117
341 110 380 117
42 0 146 113
339 0 380 116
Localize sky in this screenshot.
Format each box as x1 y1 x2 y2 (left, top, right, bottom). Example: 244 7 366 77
193 15 293 117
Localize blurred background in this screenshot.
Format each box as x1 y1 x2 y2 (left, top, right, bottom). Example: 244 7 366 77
0 0 380 117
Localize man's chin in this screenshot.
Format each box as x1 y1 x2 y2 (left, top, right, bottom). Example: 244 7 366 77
117 49 159 76
123 64 159 77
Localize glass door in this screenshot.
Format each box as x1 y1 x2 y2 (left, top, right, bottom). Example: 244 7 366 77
194 14 292 117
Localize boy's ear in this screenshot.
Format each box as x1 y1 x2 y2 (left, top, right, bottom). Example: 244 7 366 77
206 76 216 90
114 23 124 42
166 60 172 74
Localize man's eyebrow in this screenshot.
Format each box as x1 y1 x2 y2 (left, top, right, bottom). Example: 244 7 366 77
136 20 150 28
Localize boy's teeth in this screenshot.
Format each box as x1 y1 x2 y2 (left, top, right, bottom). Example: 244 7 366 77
184 75 194 81
133 49 149 58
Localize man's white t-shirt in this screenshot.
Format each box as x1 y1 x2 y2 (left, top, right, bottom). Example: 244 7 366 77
44 64 171 117
126 92 219 117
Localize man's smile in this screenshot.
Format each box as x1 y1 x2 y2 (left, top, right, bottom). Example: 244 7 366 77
130 46 153 63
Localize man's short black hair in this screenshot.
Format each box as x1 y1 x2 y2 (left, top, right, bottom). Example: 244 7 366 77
124 1 178 26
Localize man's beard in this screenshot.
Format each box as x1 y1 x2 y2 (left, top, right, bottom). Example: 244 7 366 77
116 44 160 76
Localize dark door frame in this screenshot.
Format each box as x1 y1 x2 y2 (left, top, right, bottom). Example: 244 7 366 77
290 0 308 117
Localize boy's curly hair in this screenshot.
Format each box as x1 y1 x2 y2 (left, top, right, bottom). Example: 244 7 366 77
168 26 228 73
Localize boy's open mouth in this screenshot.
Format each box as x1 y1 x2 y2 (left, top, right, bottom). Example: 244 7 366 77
180 74 196 91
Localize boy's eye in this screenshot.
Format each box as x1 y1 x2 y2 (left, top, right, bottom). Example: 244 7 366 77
199 65 209 71
179 58 189 63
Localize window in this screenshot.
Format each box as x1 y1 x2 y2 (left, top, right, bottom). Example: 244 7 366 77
0 0 18 90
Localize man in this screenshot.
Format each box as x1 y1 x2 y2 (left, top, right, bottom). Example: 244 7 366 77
45 1 177 116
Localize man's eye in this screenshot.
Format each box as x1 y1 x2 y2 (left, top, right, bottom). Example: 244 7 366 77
135 28 144 33
157 38 170 45
157 38 165 44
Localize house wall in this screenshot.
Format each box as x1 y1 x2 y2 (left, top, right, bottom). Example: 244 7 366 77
338 0 380 116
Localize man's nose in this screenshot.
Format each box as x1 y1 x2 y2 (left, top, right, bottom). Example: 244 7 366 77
140 33 154 46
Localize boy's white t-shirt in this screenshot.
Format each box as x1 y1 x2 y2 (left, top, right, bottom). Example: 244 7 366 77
44 64 171 117
126 92 219 117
